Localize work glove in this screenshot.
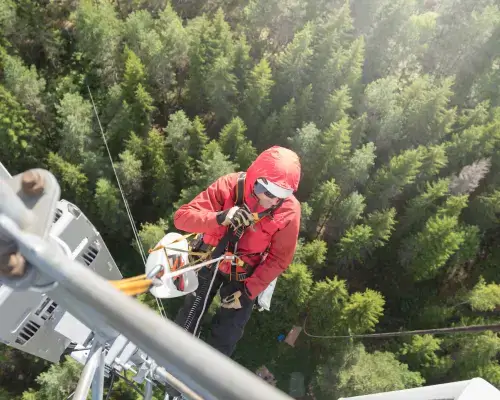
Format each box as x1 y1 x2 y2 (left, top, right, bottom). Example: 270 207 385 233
221 290 243 309
221 284 253 309
216 206 254 230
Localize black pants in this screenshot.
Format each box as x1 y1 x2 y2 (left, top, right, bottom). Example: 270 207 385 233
174 265 255 357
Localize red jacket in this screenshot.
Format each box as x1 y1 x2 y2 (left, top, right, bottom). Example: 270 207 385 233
173 146 301 299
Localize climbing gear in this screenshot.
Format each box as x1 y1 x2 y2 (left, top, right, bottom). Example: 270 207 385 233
227 256 254 281
221 290 243 309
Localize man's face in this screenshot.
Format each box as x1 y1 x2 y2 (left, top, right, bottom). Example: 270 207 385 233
255 191 281 208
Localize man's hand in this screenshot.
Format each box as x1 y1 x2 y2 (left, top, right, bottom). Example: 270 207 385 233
216 206 254 230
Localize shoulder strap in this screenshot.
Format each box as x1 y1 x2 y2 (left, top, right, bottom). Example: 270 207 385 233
234 172 246 206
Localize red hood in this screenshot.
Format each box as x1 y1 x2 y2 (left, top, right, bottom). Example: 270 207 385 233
244 146 301 197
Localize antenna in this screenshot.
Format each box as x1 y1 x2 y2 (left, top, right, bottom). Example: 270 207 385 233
0 163 293 400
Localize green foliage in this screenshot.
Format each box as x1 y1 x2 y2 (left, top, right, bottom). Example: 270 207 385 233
175 140 237 207
1 53 46 116
307 277 349 337
293 239 327 268
218 117 257 169
336 224 373 263
401 215 466 281
94 178 128 235
0 85 40 172
116 149 143 201
134 218 169 255
368 148 423 210
73 0 122 83
46 153 89 205
366 208 397 246
343 288 385 333
308 179 340 238
398 335 452 380
22 357 82 400
55 92 93 164
313 343 424 399
240 58 274 136
469 277 500 311
4 0 500 395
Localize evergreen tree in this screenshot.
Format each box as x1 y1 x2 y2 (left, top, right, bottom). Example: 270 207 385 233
233 34 252 96
293 239 327 268
273 22 314 107
289 122 322 196
94 178 128 235
326 191 366 242
367 148 423 210
320 85 352 130
46 153 89 206
449 158 491 195
55 92 93 165
398 335 452 381
134 218 169 256
218 117 257 170
400 214 466 281
73 0 122 84
318 118 352 183
0 85 40 172
336 224 373 265
116 149 143 202
366 208 397 247
306 277 348 337
343 289 385 333
175 140 237 207
313 343 424 399
143 128 174 209
240 58 274 138
468 277 500 311
205 55 238 126
1 53 46 116
124 5 188 104
337 142 377 193
308 179 340 239
21 357 82 400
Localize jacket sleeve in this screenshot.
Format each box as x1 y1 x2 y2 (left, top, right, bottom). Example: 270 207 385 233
173 174 235 233
244 210 301 299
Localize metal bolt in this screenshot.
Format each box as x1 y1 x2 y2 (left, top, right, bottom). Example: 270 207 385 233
21 170 45 196
0 252 26 277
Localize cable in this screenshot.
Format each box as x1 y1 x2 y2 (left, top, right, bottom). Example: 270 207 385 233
193 259 222 337
104 370 116 400
87 85 166 320
115 371 146 398
302 314 500 339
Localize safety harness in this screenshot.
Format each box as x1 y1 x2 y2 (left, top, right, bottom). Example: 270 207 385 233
224 172 283 282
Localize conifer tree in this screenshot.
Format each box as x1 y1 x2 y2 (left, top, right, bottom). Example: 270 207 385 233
240 58 274 138
219 117 257 170
2 53 46 117
55 92 93 165
313 343 424 400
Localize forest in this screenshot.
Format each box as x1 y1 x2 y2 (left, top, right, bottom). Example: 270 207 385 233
1 0 500 398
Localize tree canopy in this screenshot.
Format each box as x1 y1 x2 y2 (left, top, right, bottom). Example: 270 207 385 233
1 0 500 398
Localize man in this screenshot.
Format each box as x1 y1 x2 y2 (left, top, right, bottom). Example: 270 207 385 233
172 145 301 358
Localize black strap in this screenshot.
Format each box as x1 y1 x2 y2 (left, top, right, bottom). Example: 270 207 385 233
235 172 246 206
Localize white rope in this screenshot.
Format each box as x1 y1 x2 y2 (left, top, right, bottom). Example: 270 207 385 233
87 86 166 319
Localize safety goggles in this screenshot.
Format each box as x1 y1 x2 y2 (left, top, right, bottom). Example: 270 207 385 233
254 181 277 199
255 178 293 199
